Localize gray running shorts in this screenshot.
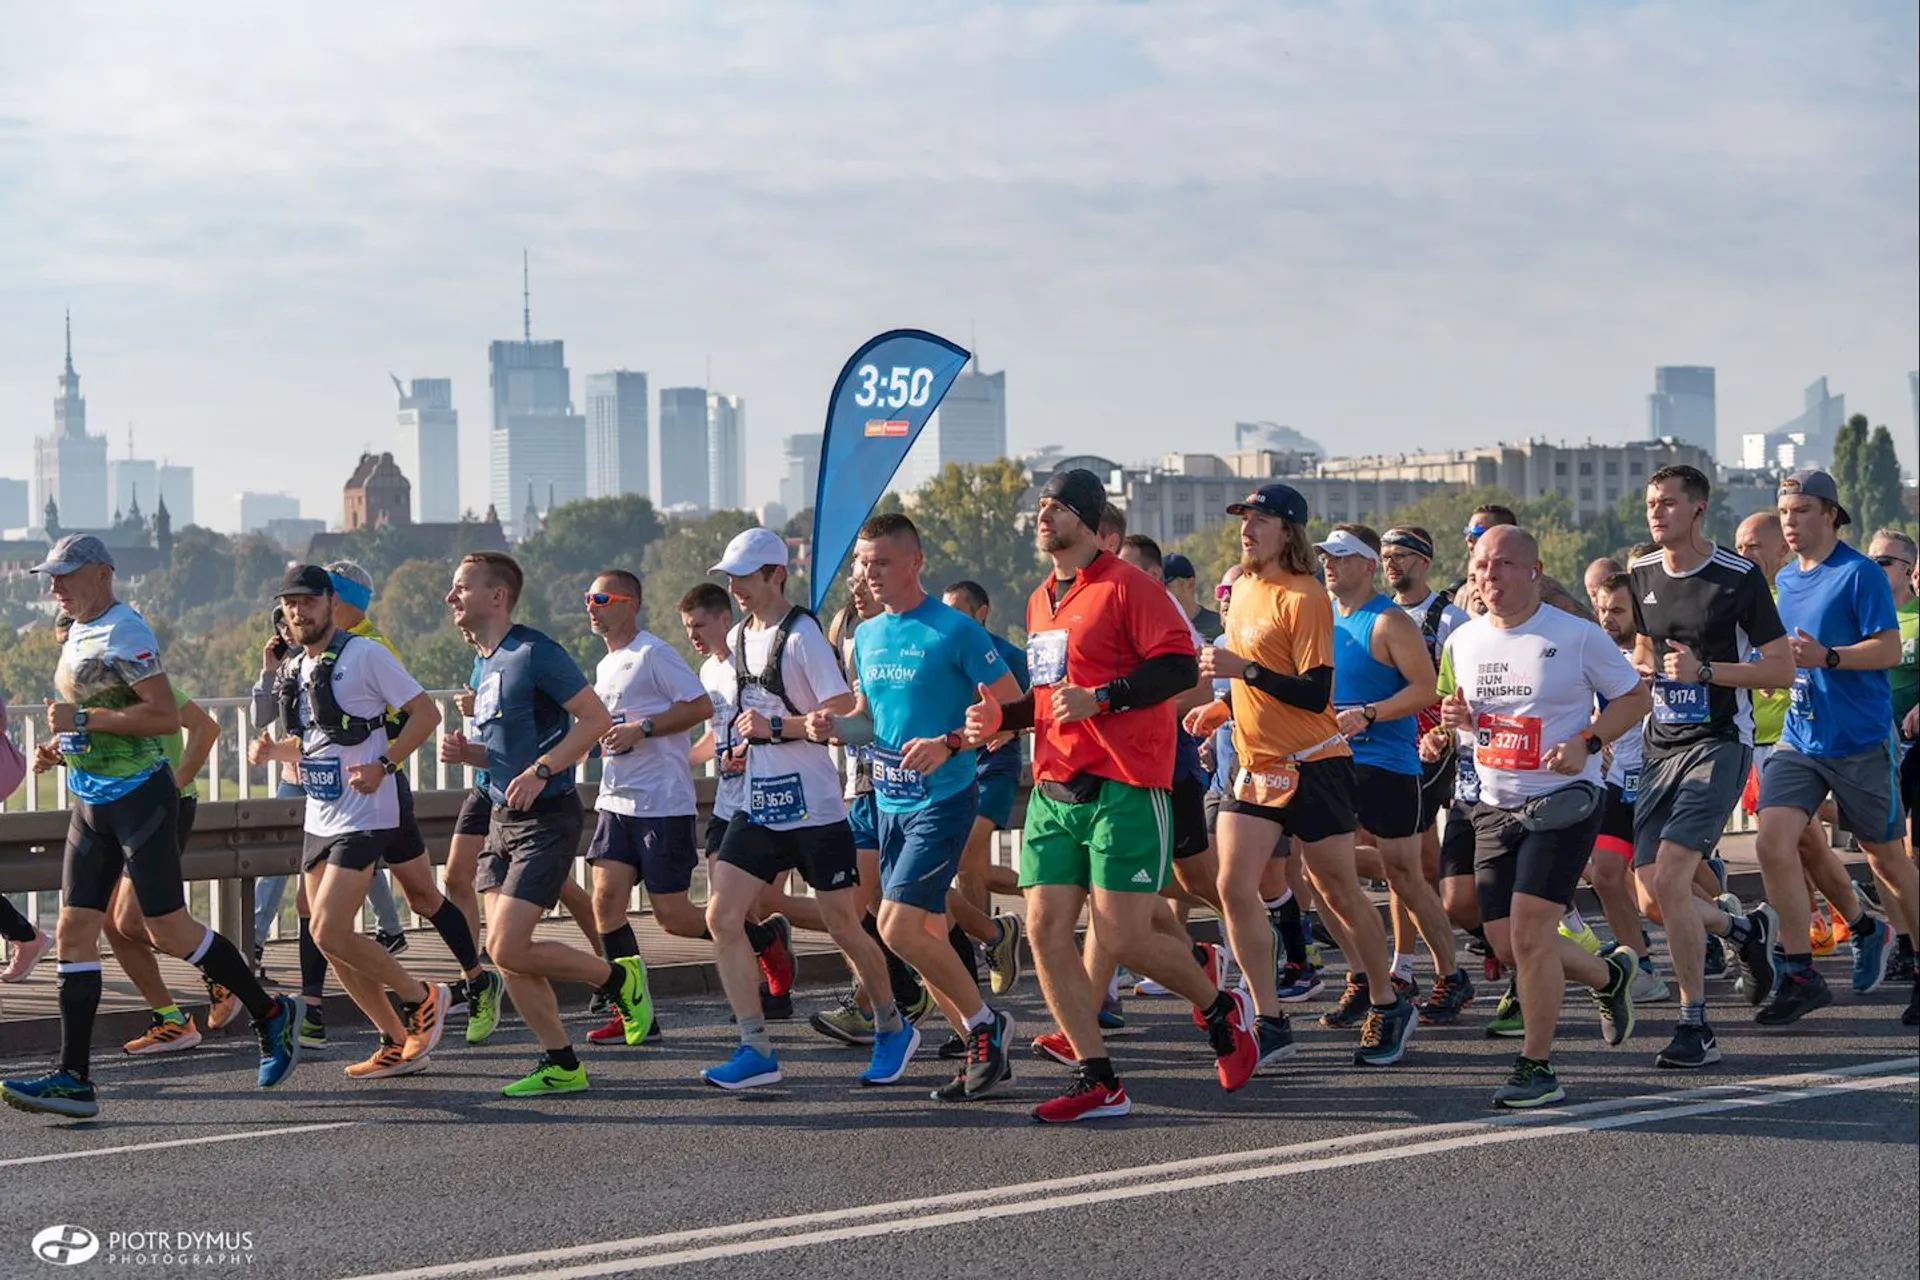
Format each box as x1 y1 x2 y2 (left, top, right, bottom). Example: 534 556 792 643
1757 742 1906 848
1631 739 1750 868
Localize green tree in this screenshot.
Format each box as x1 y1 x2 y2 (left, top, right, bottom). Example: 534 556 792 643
1831 413 1869 510
0 625 62 705
374 558 458 647
231 534 289 605
519 494 666 580
640 510 761 661
1856 424 1908 534
903 461 1042 631
1170 519 1243 595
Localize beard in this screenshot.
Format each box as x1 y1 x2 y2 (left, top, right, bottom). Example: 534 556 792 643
293 615 331 647
1039 526 1079 555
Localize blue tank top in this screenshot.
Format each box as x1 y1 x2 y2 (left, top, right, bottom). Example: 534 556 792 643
1333 594 1418 775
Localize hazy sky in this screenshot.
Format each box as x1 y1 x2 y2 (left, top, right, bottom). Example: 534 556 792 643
3 1 1915 533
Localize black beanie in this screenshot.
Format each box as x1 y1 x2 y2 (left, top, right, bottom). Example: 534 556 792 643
1038 468 1107 536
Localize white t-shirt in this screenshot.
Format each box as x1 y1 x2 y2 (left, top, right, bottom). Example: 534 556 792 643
1604 645 1646 794
734 613 851 831
699 654 745 823
1400 590 1470 653
296 635 425 839
594 631 707 818
1437 605 1639 809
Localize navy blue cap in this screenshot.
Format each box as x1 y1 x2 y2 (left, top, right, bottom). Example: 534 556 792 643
1161 553 1196 581
1226 483 1309 525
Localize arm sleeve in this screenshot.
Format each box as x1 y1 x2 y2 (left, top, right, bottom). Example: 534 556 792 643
1105 651 1200 712
533 638 591 705
1243 663 1333 712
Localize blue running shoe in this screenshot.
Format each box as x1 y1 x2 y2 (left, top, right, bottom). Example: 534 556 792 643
1097 997 1126 1030
1851 916 1894 994
2 1069 98 1119
257 994 303 1088
702 1044 781 1091
861 1023 921 1086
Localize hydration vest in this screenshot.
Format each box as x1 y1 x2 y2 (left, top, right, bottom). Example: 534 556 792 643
730 605 831 718
279 631 387 748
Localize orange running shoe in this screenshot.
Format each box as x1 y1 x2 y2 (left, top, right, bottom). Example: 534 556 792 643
205 981 242 1031
400 982 450 1060
123 1013 202 1055
1810 911 1838 957
1831 913 1852 944
346 1036 429 1079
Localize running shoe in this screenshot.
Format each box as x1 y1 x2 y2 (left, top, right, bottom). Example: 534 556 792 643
376 929 410 956
464 970 502 1045
1 1068 98 1119
756 914 795 998
1319 976 1371 1029
0 930 50 982
986 913 1023 996
1888 936 1915 984
205 979 242 1031
1255 1014 1296 1072
1630 961 1671 1004
1390 973 1420 1004
1191 943 1226 1029
1851 916 1894 995
298 1011 328 1050
1307 911 1335 950
937 1030 968 1060
861 1023 921 1085
1832 913 1852 945
401 982 450 1061
608 955 654 1047
1654 1021 1721 1069
1206 988 1258 1090
1755 967 1832 1026
446 977 471 1017
503 1055 589 1097
1492 1058 1564 1110
963 1009 1014 1097
1703 934 1730 982
1031 1031 1076 1066
1809 910 1838 958
585 990 610 1018
1483 953 1506 984
703 1044 781 1091
1354 997 1416 1067
899 985 937 1026
1032 1070 1131 1123
1558 919 1605 956
255 994 303 1088
123 1012 201 1056
760 985 794 1021
1486 980 1524 1038
1734 905 1778 1007
1419 970 1475 1026
1098 996 1126 1030
1134 977 1173 996
1276 963 1326 1004
585 1011 627 1044
347 1036 429 1080
810 993 875 1045
1592 948 1637 1046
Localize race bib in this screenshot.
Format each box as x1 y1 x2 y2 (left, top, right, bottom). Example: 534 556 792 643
1233 764 1299 808
1789 671 1814 723
869 745 928 804
1622 766 1641 805
1028 630 1069 687
301 756 344 802
748 772 807 825
1652 679 1710 725
1454 751 1481 803
57 730 92 756
1474 714 1542 771
605 711 630 756
473 673 503 724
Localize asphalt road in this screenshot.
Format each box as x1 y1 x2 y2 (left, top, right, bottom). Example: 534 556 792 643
1 959 1914 1280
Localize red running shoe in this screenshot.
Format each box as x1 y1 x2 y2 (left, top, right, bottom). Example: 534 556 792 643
1030 1031 1075 1066
756 914 795 998
1032 1072 1132 1123
1191 943 1224 1029
1208 988 1258 1092
585 1012 626 1044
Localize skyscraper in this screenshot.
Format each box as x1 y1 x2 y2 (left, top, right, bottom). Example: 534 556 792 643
110 458 157 520
707 391 746 512
780 433 822 515
1647 366 1717 457
394 376 460 522
584 370 650 500
238 492 301 533
157 464 194 527
1741 376 1845 471
33 313 109 530
0 478 29 531
905 362 1006 488
487 255 584 535
657 387 710 512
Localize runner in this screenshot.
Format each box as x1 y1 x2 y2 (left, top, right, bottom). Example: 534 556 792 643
1437 525 1647 1107
246 565 453 1079
1628 465 1790 1067
1164 553 1223 642
439 551 651 1096
1190 489 1414 1068
1755 472 1915 1025
1870 529 1919 995
1584 557 1625 611
698 528 912 1091
581 569 712 1046
968 469 1257 1121
804 513 1025 1100
3 535 299 1118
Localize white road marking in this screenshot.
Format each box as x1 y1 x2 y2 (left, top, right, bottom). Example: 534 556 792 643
0 1121 358 1169
340 1057 1918 1280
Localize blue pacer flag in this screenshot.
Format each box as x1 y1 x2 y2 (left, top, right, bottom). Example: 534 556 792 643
809 329 971 612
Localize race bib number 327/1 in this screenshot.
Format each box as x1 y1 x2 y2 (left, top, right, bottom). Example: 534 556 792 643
1475 714 1542 771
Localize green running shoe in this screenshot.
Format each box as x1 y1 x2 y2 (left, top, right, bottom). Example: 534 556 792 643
610 955 653 1047
465 970 503 1045
1486 981 1524 1038
501 1056 588 1097
1492 1057 1564 1109
2 1069 99 1119
900 984 937 1025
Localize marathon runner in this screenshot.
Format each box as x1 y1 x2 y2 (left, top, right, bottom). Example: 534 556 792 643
3 535 300 1118
1437 525 1646 1107
1867 528 1917 994
968 468 1256 1121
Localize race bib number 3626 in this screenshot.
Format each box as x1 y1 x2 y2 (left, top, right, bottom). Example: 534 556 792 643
1474 714 1542 771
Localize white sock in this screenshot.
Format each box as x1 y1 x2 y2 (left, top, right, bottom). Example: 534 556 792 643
1106 974 1121 1002
963 1005 994 1030
1264 890 1292 912
1391 952 1416 982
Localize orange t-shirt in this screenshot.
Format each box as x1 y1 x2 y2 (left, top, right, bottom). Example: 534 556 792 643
1024 552 1195 791
1224 571 1350 771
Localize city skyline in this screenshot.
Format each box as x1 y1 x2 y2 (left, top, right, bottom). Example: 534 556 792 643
2 3 1915 528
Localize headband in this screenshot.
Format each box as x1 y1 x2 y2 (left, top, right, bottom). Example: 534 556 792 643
1382 529 1434 561
329 573 372 612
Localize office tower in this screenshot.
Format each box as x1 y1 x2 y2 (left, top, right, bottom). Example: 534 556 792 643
707 391 746 512
584 370 650 499
906 362 1007 488
779 433 822 515
110 458 158 520
0 478 28 530
239 492 301 533
33 313 109 530
1741 376 1846 471
657 386 711 512
393 376 460 522
1647 366 1717 456
156 464 194 527
487 254 585 534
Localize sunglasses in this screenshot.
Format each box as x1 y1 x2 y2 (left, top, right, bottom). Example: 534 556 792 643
584 591 637 607
1463 523 1490 539
1872 556 1913 569
1215 584 1233 601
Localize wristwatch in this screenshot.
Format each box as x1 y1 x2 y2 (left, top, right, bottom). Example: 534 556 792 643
1583 733 1604 756
533 761 553 780
639 717 656 739
1696 661 1713 685
71 708 90 730
1241 662 1266 685
1092 685 1113 713
770 715 784 742
378 755 399 775
1361 704 1378 725
942 730 966 753
1824 648 1842 670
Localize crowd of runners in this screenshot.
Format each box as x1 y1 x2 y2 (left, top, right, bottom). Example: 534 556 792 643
2 460 1914 1121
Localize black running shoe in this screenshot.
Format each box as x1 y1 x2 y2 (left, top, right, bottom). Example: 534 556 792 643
1755 967 1832 1026
1319 977 1371 1029
1703 933 1730 981
1654 1021 1722 1069
1255 1014 1296 1072
1735 907 1778 1007
759 987 794 1021
1591 948 1637 1047
964 1009 1014 1097
937 1031 968 1060
1888 936 1915 985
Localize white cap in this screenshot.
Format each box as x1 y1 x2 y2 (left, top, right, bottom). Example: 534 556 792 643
711 527 789 576
1313 529 1379 563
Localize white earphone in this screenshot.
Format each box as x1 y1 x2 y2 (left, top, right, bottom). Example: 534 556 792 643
1529 570 1538 580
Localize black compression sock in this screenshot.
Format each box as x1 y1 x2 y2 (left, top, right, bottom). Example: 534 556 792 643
428 898 482 971
743 918 774 952
189 928 276 1021
1273 899 1308 967
299 916 328 1000
600 923 639 963
57 963 103 1078
0 895 36 943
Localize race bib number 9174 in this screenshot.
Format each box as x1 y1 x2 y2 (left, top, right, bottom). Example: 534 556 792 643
1474 714 1542 771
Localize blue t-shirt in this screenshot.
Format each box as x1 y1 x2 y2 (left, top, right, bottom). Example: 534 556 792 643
975 632 1029 782
1775 540 1900 758
472 624 590 805
853 596 1007 813
1209 678 1237 794
467 653 490 791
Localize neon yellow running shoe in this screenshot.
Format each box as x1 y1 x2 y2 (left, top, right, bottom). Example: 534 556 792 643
501 1056 588 1097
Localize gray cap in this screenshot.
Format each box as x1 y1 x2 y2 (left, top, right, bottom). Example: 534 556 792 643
1779 469 1851 527
30 533 115 576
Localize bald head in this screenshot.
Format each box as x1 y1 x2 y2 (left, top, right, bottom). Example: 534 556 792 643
1735 511 1786 575
1583 556 1623 605
1472 525 1542 620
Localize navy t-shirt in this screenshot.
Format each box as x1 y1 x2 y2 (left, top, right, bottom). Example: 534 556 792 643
1775 541 1901 758
976 632 1030 782
472 624 590 805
